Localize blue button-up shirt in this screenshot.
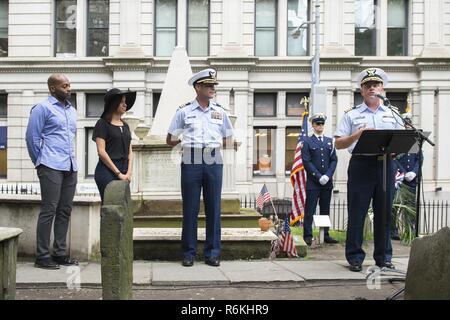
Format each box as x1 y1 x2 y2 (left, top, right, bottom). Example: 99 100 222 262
334 102 404 153
168 99 234 148
25 96 78 171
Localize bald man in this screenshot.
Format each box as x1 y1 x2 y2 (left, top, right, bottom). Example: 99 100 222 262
26 74 79 269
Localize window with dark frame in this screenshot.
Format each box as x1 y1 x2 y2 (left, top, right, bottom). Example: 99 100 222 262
285 127 301 174
87 0 109 56
255 0 277 56
0 94 6 117
152 92 161 117
155 0 177 56
253 127 276 176
187 0 209 56
0 1 8 57
355 0 377 56
55 0 77 56
287 0 309 56
386 92 408 114
86 93 104 118
254 93 277 117
69 93 77 109
286 92 309 117
387 0 408 56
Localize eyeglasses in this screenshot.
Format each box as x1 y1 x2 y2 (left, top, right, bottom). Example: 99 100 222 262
314 123 324 126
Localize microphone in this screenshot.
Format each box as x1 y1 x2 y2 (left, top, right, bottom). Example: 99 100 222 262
375 94 390 106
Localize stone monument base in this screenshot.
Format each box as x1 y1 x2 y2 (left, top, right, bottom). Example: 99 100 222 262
133 228 278 260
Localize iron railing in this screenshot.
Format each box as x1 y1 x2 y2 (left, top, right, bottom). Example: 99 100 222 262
240 194 449 235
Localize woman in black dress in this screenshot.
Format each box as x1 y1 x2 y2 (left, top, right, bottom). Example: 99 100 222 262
92 88 136 202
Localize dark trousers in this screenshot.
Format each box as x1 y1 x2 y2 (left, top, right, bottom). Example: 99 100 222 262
180 148 223 260
303 188 332 241
94 159 128 203
345 156 394 265
36 165 77 260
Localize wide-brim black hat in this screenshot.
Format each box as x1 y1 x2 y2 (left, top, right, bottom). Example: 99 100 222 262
101 88 136 119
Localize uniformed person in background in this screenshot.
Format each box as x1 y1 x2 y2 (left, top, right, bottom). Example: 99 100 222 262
166 68 234 267
391 112 423 239
334 67 403 272
301 113 338 246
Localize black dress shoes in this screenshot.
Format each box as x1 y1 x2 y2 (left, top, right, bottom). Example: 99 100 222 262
377 261 395 269
349 262 362 272
205 257 220 267
52 255 78 266
182 258 194 267
34 258 60 270
304 238 312 246
324 236 339 244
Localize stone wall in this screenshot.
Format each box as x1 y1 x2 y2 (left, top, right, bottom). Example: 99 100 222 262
0 195 101 261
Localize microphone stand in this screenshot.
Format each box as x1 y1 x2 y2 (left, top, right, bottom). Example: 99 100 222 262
379 97 435 300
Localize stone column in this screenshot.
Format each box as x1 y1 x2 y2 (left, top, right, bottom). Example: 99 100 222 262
421 0 450 57
177 0 187 48
436 88 450 184
234 89 250 185
321 0 350 56
277 0 287 57
334 87 353 192
218 0 247 56
275 127 286 198
419 88 436 186
117 0 144 56
377 0 388 56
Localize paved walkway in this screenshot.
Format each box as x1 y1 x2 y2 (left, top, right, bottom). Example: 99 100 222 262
16 257 409 287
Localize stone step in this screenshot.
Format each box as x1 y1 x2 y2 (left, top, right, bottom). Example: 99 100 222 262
134 211 261 228
133 228 278 261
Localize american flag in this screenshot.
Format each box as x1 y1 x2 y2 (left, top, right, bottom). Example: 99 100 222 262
289 110 308 225
280 217 298 257
256 184 272 211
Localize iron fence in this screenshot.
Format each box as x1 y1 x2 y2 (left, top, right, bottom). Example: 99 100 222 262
0 183 98 197
240 194 450 235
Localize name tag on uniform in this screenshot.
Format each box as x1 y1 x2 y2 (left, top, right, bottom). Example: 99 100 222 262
211 111 223 120
382 115 395 123
353 116 366 125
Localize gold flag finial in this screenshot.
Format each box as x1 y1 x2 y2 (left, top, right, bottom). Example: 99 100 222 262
300 96 309 111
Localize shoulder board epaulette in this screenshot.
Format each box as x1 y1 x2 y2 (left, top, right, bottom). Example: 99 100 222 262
178 102 191 109
212 101 230 111
344 106 356 113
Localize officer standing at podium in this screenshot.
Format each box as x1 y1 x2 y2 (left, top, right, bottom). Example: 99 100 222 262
301 113 338 246
166 68 234 267
334 68 403 272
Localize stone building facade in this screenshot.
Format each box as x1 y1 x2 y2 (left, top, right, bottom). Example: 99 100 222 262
0 0 449 198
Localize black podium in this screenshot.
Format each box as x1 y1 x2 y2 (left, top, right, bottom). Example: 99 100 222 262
352 129 417 267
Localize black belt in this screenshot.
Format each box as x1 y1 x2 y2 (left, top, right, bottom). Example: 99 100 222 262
183 147 220 153
351 155 390 161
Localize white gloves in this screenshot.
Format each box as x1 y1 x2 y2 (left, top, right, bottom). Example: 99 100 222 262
319 175 329 185
405 172 417 182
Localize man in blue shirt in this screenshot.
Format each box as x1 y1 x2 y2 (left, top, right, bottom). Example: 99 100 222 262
302 114 338 246
167 68 234 267
26 74 79 269
335 68 403 272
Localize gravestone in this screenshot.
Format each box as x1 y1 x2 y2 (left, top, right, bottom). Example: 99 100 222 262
100 181 133 300
405 227 450 300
